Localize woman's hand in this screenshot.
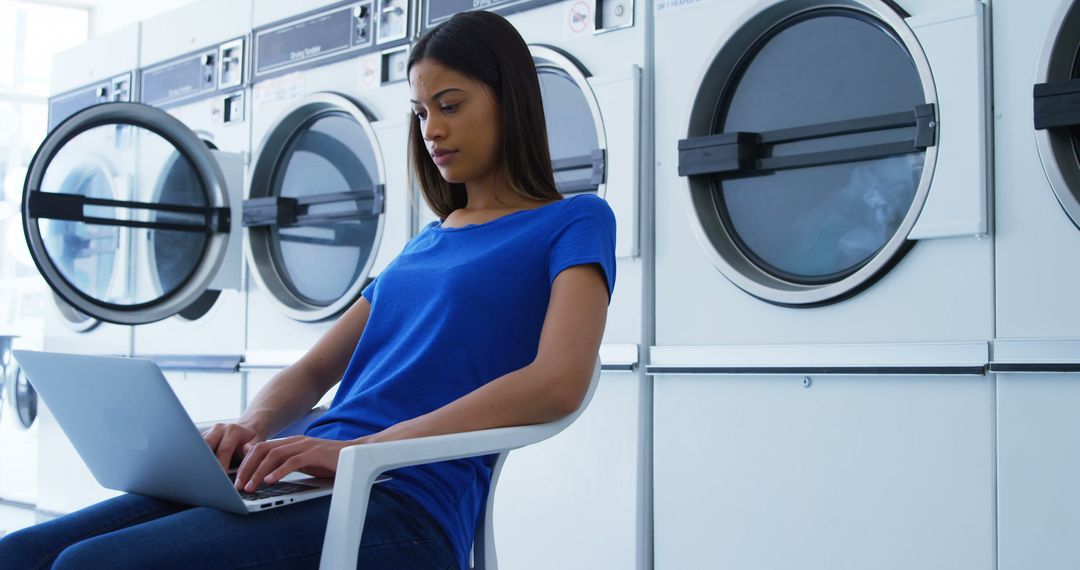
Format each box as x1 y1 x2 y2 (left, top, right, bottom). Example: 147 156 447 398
233 436 353 493
203 422 266 472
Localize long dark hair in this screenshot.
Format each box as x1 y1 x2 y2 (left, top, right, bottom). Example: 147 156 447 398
407 10 561 219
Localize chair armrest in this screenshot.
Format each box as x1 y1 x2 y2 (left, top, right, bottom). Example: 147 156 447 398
319 358 601 569
340 421 564 473
320 423 564 569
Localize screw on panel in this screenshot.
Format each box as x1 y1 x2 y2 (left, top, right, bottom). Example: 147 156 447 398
802 376 812 388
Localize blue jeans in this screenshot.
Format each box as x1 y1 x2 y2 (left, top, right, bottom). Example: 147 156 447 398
0 486 459 569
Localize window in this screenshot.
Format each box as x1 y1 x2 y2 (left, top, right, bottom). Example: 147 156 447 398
0 1 91 341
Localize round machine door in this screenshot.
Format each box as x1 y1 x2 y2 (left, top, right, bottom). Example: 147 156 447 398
9 362 36 430
677 0 939 306
1034 0 1080 226
531 45 607 197
245 93 386 322
22 102 235 324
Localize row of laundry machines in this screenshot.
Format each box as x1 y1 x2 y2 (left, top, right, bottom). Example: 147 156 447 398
4 1 648 568
4 0 1080 567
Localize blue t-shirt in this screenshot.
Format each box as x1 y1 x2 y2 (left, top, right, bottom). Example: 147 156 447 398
305 193 617 568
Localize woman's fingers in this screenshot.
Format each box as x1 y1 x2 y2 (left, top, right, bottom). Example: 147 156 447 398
204 423 236 470
216 428 255 471
262 454 308 487
235 437 305 492
235 438 283 491
202 423 225 449
264 441 341 485
204 423 258 471
235 438 344 491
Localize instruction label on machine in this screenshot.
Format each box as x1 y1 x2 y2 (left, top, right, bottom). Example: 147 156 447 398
252 72 305 112
656 0 708 13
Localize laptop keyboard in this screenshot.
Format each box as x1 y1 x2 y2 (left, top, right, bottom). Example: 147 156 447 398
238 481 319 501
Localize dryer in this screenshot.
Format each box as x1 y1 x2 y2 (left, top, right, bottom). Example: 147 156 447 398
415 3 649 568
241 0 414 404
993 1 1080 567
651 1 994 568
15 23 141 517
133 0 252 429
23 16 247 513
0 334 37 509
36 25 139 360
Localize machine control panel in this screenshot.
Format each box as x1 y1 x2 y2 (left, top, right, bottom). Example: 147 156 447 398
253 0 412 82
222 92 245 124
48 72 133 131
595 0 634 33
218 38 245 90
381 46 409 84
376 0 408 44
423 0 561 30
141 37 247 109
422 0 633 33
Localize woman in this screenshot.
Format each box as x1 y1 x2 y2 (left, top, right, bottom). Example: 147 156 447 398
0 10 615 569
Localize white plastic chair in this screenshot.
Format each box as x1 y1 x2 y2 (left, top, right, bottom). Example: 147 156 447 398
319 357 603 570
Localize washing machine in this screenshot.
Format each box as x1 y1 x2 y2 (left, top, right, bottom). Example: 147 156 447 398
22 11 248 513
993 1 1080 568
241 0 415 405
414 2 650 568
15 24 142 518
36 24 140 360
0 334 38 510
650 1 995 568
133 0 252 428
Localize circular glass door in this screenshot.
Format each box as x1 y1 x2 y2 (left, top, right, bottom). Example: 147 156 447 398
532 46 607 197
8 363 36 430
22 102 235 324
678 0 937 306
1034 0 1080 228
245 93 385 322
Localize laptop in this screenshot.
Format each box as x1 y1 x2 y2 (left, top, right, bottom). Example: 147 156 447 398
13 349 387 514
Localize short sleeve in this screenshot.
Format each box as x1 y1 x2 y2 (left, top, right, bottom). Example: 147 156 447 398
360 273 378 302
547 195 617 303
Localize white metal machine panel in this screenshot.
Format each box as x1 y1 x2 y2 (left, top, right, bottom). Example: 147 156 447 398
139 0 252 66
997 371 1080 570
495 369 645 570
653 372 995 570
994 0 1080 340
51 24 140 95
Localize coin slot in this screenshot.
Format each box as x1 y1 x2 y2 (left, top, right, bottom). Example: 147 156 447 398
381 46 408 84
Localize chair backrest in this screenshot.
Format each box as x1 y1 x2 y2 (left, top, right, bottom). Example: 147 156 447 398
470 356 603 570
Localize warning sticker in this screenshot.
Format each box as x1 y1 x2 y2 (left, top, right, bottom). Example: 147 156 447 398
568 1 591 34
358 53 381 90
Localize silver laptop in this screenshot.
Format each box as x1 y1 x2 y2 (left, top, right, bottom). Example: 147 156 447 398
13 349 385 514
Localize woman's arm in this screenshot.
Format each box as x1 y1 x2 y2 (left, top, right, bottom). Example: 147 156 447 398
363 262 609 443
204 296 372 469
242 295 373 437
